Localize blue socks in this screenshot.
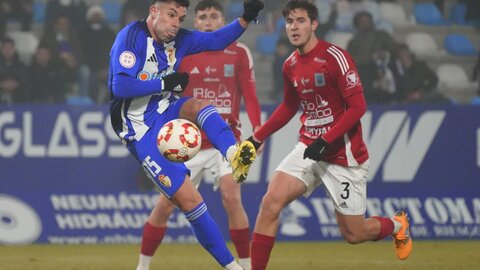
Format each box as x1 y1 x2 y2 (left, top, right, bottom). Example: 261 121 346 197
196 105 236 158
184 202 234 267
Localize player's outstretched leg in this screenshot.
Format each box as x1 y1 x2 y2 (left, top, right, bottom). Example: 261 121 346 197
392 210 412 260
186 101 257 183
229 140 256 183
184 202 244 270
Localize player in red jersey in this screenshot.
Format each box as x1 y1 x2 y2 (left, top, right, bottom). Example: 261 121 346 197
135 1 261 270
243 1 412 269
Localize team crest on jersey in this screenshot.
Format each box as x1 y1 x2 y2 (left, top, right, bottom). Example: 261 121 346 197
315 73 326 87
224 64 234 77
119 51 136 68
346 70 360 88
158 174 172 188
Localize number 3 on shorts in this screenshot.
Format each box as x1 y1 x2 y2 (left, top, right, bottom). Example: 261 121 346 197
340 182 350 199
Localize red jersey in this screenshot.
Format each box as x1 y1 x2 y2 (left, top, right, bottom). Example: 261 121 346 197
255 40 368 166
179 41 261 149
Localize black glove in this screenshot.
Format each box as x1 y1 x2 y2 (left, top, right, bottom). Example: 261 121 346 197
162 72 189 93
303 138 328 161
247 136 262 150
242 0 264 22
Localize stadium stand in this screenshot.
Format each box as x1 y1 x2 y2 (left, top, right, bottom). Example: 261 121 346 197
413 2 448 26
33 1 46 23
2 0 477 105
405 31 444 58
7 30 39 65
255 33 278 55
444 33 478 56
325 31 353 50
379 2 414 27
436 63 478 103
101 1 122 24
449 2 467 25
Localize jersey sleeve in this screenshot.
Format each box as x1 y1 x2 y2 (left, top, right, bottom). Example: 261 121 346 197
236 43 261 129
110 26 145 78
109 25 164 98
325 46 363 98
184 20 245 55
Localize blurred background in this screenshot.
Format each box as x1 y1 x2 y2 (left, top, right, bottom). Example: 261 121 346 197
1 0 479 249
1 0 479 105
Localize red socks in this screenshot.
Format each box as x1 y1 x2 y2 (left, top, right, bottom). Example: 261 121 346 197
251 232 276 270
229 228 251 258
372 216 394 241
140 222 167 256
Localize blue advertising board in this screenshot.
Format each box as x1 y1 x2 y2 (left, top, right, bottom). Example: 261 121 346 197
1 104 479 244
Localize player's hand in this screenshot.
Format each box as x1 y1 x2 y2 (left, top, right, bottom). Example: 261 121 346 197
162 72 189 93
303 138 328 161
242 0 264 22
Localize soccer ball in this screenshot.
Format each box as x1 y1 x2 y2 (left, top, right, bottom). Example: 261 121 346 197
157 119 202 162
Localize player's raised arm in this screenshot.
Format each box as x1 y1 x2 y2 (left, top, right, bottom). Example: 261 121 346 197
187 0 264 54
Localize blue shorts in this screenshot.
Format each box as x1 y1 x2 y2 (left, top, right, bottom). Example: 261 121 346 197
127 96 191 199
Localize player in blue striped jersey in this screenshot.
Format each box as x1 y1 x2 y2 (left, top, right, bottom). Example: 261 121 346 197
108 1 263 269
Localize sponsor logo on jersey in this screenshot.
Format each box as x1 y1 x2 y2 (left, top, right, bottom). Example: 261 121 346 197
190 67 200 74
224 64 234 77
158 174 172 188
301 88 313 94
119 51 136 68
315 73 326 87
204 77 220 82
137 71 150 81
223 49 237 55
314 57 327 63
218 87 231 98
301 77 310 86
346 70 360 88
136 70 164 81
205 66 217 74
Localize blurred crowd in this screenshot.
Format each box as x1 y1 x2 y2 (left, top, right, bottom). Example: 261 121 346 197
269 0 480 105
0 0 479 105
0 0 151 104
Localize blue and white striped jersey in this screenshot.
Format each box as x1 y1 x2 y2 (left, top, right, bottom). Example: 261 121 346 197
108 20 245 143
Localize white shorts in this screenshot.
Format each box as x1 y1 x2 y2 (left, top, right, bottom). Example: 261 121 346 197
184 148 231 190
276 142 369 215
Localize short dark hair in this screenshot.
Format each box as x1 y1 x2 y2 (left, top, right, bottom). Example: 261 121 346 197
195 0 223 14
282 0 318 22
151 0 190 8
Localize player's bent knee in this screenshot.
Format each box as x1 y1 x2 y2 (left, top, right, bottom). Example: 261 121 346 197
259 194 284 218
180 98 211 122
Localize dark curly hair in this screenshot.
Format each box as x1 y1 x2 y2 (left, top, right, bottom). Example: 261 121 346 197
282 0 318 22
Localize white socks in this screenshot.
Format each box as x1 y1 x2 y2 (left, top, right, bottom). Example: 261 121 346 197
226 144 238 163
224 260 244 270
238 258 251 270
136 254 152 270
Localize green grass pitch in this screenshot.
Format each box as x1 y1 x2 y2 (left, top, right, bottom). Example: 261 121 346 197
1 241 479 270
